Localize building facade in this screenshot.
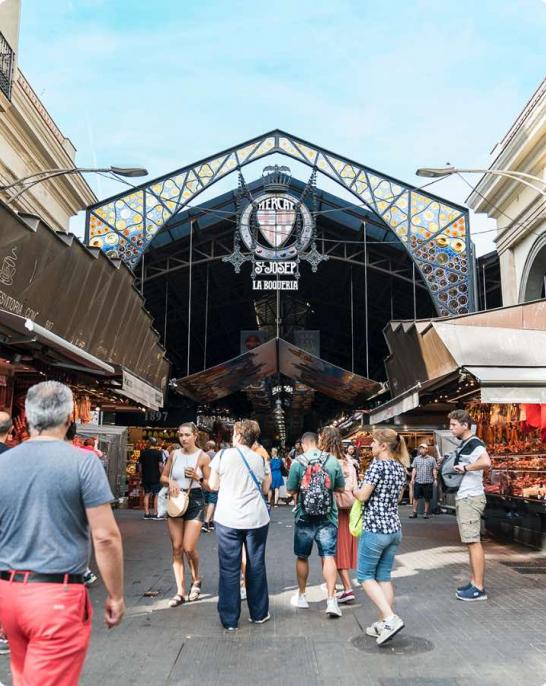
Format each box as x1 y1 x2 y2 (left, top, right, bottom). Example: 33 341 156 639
468 78 546 306
0 0 95 231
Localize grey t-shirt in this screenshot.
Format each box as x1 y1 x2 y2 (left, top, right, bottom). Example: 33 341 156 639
0 439 114 574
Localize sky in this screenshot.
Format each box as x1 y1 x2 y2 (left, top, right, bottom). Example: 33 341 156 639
18 0 546 255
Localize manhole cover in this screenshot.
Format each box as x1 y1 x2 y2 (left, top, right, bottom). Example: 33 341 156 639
351 633 434 655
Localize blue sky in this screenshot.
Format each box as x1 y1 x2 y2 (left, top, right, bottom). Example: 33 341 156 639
19 0 546 255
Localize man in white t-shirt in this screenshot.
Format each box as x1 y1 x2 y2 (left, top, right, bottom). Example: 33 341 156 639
449 409 491 602
208 420 272 630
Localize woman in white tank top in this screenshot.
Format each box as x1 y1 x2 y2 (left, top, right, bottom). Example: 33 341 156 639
160 422 211 608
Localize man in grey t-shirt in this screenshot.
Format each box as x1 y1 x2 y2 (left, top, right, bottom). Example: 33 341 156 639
0 382 125 686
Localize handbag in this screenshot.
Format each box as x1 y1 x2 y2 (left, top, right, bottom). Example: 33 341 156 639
349 499 363 537
335 460 357 509
335 490 356 509
166 452 194 518
236 447 271 514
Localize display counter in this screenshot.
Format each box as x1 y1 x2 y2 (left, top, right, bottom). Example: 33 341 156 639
484 452 546 548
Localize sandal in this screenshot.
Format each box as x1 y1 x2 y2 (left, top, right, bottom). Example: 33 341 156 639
168 594 185 608
189 580 202 602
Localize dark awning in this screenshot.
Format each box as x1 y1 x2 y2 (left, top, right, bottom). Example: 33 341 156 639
0 310 115 374
379 300 546 411
0 202 170 403
173 337 381 404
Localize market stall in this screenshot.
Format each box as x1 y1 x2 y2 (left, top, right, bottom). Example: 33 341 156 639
370 299 546 547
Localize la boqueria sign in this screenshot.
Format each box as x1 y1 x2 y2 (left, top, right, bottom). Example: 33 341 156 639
223 165 328 289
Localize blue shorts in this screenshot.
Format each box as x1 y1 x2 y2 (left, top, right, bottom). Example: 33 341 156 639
203 490 218 505
357 530 402 583
294 520 337 559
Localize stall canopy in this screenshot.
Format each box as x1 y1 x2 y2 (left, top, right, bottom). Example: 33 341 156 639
173 338 382 404
0 203 169 404
372 300 546 420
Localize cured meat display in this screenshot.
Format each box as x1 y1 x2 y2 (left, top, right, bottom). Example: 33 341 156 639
472 403 546 502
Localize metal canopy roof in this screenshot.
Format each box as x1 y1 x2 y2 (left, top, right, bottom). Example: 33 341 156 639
173 337 382 405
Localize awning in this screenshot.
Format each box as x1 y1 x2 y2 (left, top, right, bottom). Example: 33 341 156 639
0 203 169 398
0 310 115 374
465 366 546 403
369 389 420 424
385 301 546 395
173 337 381 404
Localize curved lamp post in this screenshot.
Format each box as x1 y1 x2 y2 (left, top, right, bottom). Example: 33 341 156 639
416 166 546 200
0 166 148 204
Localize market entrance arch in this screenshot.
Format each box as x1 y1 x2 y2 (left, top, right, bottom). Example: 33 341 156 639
86 130 475 318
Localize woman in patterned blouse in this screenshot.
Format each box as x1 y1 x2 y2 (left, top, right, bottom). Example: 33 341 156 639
352 428 409 646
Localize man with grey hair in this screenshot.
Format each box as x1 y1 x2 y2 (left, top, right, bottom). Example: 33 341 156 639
0 381 125 685
0 410 12 455
0 410 11 657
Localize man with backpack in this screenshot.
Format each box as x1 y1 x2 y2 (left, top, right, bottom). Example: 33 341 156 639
446 409 491 601
286 432 345 617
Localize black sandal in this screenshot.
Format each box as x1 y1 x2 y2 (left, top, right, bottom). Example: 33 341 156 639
168 594 185 608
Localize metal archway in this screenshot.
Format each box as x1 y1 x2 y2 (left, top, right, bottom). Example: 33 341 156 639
85 130 474 316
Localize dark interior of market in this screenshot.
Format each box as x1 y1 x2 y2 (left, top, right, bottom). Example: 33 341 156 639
136 177 438 442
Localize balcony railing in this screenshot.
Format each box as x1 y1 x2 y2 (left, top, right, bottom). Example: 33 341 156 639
0 31 14 100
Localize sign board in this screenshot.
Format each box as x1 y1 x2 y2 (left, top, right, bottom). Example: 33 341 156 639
223 165 328 289
116 369 164 410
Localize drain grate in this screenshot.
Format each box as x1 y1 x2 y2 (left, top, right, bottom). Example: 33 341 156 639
500 560 546 574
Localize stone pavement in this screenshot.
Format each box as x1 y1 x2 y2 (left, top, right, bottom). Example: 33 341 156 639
3 506 546 686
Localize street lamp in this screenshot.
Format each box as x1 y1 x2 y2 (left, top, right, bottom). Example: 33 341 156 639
0 165 148 204
415 166 546 200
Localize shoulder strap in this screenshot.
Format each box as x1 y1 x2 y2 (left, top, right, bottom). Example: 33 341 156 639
236 447 263 497
454 436 481 464
168 451 177 481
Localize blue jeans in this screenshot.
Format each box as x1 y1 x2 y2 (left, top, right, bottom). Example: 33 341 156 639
215 522 269 628
357 530 402 583
294 520 337 558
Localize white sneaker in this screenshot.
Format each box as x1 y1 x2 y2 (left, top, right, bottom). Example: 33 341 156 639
290 592 309 609
240 585 247 600
325 596 342 618
376 615 404 645
248 612 271 624
365 620 384 637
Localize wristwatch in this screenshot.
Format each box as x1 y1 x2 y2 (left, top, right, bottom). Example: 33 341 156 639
463 465 468 473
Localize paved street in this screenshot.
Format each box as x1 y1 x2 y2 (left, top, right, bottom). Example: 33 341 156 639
3 506 546 686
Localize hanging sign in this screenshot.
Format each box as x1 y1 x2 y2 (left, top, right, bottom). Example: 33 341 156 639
223 165 328 289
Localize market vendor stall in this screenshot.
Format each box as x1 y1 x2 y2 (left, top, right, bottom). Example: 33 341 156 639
371 299 546 548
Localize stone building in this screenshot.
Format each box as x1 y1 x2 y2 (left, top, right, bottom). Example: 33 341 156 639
468 77 546 306
0 0 95 231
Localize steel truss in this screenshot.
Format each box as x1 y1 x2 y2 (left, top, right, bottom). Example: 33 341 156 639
86 129 475 316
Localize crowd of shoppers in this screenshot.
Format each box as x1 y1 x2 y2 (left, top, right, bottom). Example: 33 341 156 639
0 380 492 683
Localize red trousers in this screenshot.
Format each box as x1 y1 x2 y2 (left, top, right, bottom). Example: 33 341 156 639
0 579 93 686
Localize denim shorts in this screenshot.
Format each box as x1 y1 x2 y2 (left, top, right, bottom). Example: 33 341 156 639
203 490 218 505
294 520 337 559
357 530 402 583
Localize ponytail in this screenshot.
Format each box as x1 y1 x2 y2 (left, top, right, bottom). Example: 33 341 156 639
373 428 409 467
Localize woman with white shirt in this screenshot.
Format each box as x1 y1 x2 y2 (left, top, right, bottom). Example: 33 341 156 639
208 419 272 630
161 422 211 608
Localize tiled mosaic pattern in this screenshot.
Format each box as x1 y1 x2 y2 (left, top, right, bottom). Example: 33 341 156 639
86 131 473 315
